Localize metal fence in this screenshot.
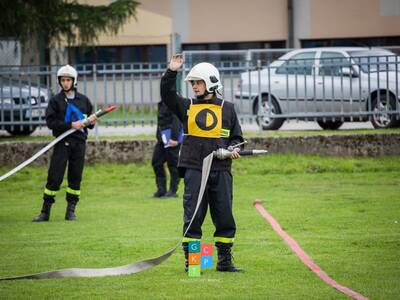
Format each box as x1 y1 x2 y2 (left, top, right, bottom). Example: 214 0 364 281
182 48 400 129
1 47 400 135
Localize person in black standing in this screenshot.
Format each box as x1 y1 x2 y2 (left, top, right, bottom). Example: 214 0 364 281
152 101 182 198
32 64 97 222
161 54 244 272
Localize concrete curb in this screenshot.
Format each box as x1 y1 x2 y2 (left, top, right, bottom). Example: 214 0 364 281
0 133 399 167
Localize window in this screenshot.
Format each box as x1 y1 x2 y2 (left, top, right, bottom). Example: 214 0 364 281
319 52 349 76
301 36 400 48
182 40 286 51
348 50 397 73
71 45 167 64
276 52 316 75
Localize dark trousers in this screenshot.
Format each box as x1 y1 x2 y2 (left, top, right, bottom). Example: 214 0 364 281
44 139 86 204
182 168 236 241
151 141 180 180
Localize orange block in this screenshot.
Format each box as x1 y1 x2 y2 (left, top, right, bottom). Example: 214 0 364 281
188 253 201 265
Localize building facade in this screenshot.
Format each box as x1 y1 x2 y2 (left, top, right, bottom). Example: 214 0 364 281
7 0 399 66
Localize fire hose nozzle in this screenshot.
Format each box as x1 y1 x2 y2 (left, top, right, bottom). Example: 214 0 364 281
213 148 268 160
227 140 248 151
213 148 232 160
82 105 118 127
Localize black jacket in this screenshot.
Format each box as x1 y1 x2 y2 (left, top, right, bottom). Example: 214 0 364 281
46 90 94 141
156 101 182 143
160 69 244 174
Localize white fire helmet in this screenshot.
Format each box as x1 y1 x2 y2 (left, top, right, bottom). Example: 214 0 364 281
184 62 223 93
57 64 78 88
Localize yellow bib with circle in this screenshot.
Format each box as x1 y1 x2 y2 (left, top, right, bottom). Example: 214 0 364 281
187 103 222 138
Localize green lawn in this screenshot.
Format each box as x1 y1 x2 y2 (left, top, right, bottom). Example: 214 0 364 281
0 154 399 299
97 105 157 126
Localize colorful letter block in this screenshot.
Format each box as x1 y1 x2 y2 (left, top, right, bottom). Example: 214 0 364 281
188 253 201 265
186 242 213 276
188 265 201 277
188 241 200 253
200 256 213 268
201 244 213 256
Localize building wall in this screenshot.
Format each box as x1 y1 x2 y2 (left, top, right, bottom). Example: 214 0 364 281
96 8 171 46
73 0 400 49
185 0 288 43
293 0 310 48
74 0 172 46
309 0 400 39
48 0 400 65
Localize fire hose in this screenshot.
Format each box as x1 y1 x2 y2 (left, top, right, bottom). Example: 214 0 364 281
0 142 267 280
0 105 118 183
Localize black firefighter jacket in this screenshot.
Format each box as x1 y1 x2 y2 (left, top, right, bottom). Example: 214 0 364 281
160 68 244 175
45 90 94 142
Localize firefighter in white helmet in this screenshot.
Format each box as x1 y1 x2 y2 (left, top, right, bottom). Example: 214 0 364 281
32 64 97 222
161 54 244 272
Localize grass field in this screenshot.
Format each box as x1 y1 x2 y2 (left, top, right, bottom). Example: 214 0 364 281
0 154 399 299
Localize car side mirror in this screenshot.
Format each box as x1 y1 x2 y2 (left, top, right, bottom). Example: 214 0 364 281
340 67 358 78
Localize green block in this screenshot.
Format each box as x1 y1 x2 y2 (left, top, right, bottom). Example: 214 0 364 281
188 265 201 277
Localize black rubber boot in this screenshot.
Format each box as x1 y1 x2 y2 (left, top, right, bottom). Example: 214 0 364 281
65 202 77 221
182 242 189 272
164 176 180 198
216 242 244 273
32 201 53 222
153 177 167 198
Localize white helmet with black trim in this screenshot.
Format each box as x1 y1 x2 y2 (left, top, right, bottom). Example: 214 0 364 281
184 62 223 93
57 64 78 89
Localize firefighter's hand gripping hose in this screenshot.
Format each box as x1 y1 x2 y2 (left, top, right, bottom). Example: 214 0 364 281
0 143 267 280
0 105 117 183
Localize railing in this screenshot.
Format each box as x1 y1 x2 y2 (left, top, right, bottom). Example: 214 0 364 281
182 48 400 129
1 47 400 135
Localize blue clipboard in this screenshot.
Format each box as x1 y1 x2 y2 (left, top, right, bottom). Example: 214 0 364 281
161 128 183 148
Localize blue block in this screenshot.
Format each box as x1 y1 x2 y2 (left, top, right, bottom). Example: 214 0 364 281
188 241 200 253
201 256 213 268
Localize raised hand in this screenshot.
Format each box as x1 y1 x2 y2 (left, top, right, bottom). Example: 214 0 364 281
169 54 183 71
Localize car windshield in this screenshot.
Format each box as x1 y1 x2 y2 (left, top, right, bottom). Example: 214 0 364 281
347 50 398 73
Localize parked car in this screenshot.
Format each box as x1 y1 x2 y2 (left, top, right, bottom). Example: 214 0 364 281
234 47 400 130
0 82 50 135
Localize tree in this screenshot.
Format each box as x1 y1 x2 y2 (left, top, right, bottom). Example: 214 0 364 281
0 0 140 63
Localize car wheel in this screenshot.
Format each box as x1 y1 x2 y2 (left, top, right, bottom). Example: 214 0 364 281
254 96 285 130
370 93 398 129
5 126 37 136
317 120 344 130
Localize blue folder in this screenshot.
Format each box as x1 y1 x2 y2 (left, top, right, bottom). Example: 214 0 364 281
161 128 183 148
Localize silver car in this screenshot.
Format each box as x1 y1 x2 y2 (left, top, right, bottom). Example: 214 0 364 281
0 82 49 135
234 47 400 130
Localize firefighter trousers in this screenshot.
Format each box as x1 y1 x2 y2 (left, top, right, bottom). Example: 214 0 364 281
182 168 236 243
43 139 86 204
151 141 180 180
